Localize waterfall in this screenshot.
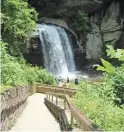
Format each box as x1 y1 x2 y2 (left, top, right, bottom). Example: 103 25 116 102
37 24 76 77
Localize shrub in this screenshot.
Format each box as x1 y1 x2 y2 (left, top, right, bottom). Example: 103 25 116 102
74 80 124 131
74 45 124 130
1 42 57 92
94 45 124 106
112 64 124 105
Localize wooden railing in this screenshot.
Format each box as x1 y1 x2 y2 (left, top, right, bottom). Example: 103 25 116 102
44 98 71 131
36 84 76 97
36 83 76 90
45 92 102 131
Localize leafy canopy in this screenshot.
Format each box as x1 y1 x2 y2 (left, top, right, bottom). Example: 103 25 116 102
1 0 38 54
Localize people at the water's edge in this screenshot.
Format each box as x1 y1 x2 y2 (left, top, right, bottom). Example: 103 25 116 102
57 76 79 87
57 76 69 87
58 76 62 86
67 77 69 83
66 77 69 87
58 76 62 82
75 78 78 85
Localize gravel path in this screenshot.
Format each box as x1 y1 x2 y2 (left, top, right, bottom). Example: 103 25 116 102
10 93 61 132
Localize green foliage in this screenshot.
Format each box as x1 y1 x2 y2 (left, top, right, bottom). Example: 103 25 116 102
94 45 124 106
71 11 90 34
1 0 38 55
74 80 124 131
111 64 124 105
1 0 57 93
106 45 124 61
74 45 124 130
94 45 124 74
1 42 57 92
94 58 116 74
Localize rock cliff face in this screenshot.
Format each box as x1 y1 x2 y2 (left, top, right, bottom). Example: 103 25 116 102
28 0 110 17
86 1 124 61
27 0 124 67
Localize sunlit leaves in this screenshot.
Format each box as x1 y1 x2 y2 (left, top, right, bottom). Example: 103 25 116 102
94 45 124 106
74 81 124 131
2 0 37 36
95 45 124 75
1 0 38 54
101 58 115 73
119 56 124 61
1 41 57 92
106 45 116 58
106 45 124 61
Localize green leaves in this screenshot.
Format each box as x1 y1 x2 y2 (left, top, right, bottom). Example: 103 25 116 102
119 56 124 61
1 41 57 91
106 45 116 58
94 58 116 74
88 45 124 129
74 80 124 131
106 45 124 61
1 0 38 55
116 49 124 61
101 58 115 73
93 44 124 107
95 45 124 75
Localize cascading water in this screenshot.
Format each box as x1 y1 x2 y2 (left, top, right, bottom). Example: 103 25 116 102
37 24 76 77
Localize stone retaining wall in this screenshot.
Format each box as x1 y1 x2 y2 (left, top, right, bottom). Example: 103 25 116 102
0 86 35 131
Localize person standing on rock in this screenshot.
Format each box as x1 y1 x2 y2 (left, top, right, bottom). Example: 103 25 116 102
75 78 78 85
66 77 69 88
58 76 62 86
67 77 69 83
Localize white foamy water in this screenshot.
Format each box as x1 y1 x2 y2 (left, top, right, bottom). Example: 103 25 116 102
37 24 76 76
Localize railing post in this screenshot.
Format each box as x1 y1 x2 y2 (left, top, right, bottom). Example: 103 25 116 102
64 99 66 110
46 94 48 99
56 97 58 105
71 113 73 127
49 94 50 100
52 95 53 102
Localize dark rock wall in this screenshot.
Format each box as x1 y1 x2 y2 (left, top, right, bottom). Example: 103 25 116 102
0 86 34 131
28 0 111 17
24 37 44 67
86 1 124 62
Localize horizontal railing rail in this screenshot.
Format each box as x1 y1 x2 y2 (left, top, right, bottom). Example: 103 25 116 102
36 85 76 97
36 83 76 90
45 92 102 131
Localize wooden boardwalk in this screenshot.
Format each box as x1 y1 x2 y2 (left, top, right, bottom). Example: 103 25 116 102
10 93 61 131
9 85 101 132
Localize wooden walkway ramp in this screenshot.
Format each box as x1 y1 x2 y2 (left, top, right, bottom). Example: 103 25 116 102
9 85 102 132
10 93 61 131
